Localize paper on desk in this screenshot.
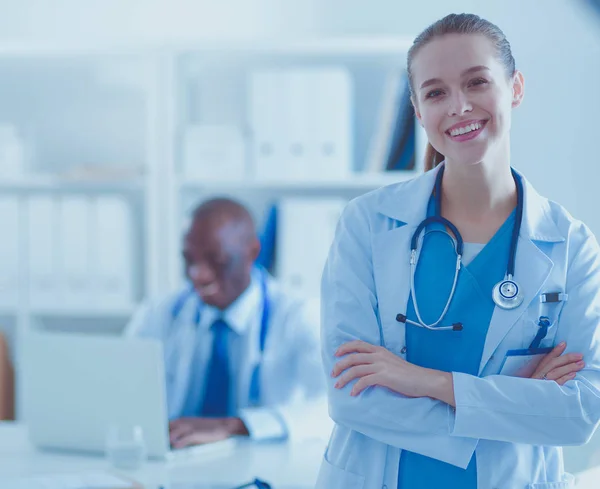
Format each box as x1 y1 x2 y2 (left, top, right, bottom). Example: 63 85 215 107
166 437 237 464
0 471 139 489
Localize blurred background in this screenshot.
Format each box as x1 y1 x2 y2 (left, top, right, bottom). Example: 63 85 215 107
0 0 598 471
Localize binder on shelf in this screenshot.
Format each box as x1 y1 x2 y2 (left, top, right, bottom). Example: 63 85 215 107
275 197 346 300
248 70 282 181
280 70 312 180
364 71 407 172
248 67 353 182
257 203 278 274
58 196 92 307
364 72 418 173
90 196 134 308
385 75 416 171
0 197 20 309
27 196 60 309
310 68 353 178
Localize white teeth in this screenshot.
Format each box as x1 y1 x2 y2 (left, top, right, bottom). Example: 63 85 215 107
449 122 482 137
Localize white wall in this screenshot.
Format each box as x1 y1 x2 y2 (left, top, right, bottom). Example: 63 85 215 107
1 1 596 232
0 0 317 43
312 0 600 234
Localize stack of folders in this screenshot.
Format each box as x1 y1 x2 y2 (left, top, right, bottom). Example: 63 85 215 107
365 71 419 173
248 67 353 181
273 197 347 300
26 195 134 311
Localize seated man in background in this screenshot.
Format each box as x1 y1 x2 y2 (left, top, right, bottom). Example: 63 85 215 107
125 197 328 448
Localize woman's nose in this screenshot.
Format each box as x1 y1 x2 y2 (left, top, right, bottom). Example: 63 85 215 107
447 90 473 117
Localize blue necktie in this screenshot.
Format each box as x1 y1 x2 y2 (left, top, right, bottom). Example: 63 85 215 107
202 318 231 417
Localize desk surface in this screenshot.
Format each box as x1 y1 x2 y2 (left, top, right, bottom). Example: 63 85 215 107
2 422 600 488
0 422 326 488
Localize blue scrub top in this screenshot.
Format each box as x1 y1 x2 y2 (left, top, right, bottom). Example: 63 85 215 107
397 197 516 488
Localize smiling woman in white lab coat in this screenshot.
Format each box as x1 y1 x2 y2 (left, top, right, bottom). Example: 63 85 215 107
318 13 600 489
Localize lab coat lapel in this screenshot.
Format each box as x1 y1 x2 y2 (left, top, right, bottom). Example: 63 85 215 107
372 167 441 353
477 172 564 373
372 223 417 353
168 303 201 417
478 236 553 373
238 324 261 408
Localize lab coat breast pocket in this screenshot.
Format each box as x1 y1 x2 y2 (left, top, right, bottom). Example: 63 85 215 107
521 294 566 349
497 292 567 377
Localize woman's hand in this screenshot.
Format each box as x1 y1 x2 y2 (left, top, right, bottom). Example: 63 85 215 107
530 342 585 385
331 340 440 398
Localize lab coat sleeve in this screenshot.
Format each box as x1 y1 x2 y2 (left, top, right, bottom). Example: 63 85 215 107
239 399 331 442
239 298 332 442
237 408 287 441
451 222 600 446
322 199 478 467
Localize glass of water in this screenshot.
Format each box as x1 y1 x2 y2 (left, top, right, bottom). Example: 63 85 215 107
105 424 147 470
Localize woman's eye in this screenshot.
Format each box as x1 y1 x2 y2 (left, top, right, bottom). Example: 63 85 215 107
426 89 444 99
469 77 488 87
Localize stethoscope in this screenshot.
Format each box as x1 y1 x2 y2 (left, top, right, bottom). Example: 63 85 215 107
170 267 271 404
396 165 524 332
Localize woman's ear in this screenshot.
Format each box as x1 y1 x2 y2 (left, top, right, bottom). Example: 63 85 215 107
512 70 525 108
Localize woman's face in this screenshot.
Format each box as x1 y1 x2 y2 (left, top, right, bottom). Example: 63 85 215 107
411 33 524 167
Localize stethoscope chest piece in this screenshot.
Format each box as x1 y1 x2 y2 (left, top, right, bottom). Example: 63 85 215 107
492 276 524 309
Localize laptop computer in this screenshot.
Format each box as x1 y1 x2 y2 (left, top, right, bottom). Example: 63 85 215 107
22 331 172 458
21 331 237 462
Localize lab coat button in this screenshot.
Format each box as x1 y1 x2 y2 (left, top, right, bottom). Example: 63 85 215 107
382 485 388 489
400 346 407 354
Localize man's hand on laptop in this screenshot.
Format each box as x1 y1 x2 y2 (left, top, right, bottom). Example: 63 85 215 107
169 417 249 448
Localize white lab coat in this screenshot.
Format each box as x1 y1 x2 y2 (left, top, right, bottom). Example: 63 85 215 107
317 166 600 489
125 270 331 442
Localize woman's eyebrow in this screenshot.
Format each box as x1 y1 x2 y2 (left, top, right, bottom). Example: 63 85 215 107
420 65 490 90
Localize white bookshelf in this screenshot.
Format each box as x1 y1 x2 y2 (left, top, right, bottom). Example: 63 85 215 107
0 35 419 363
178 171 417 191
29 305 138 318
0 176 144 193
